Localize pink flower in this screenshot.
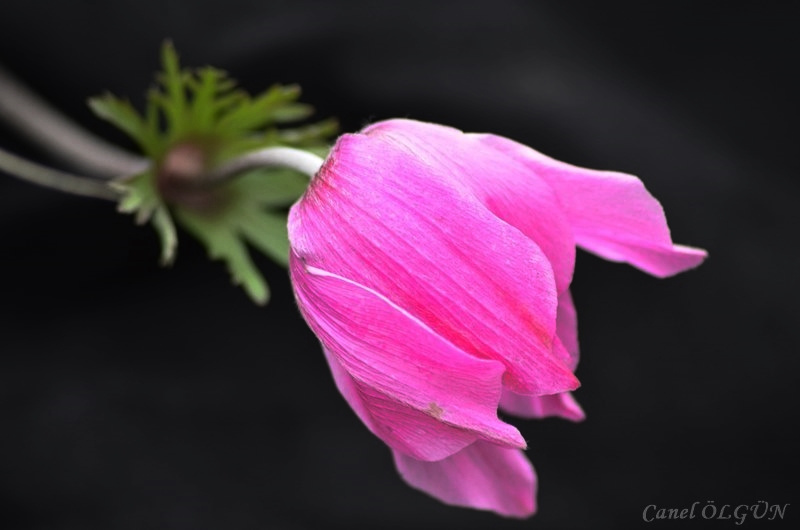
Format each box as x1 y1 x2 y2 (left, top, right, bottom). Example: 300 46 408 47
288 119 706 517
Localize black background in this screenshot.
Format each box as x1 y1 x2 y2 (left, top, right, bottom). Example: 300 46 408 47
1 2 798 529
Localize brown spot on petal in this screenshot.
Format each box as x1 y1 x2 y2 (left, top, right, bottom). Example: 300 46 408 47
427 402 444 419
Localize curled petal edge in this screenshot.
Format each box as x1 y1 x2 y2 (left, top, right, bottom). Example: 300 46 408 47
473 133 708 277
393 440 537 518
292 256 527 461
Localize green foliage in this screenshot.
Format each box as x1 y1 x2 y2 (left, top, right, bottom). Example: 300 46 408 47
112 171 176 264
174 169 308 304
89 41 336 304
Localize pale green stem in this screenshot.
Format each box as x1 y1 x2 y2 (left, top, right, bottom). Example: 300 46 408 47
1 144 323 200
0 64 148 177
0 147 120 200
0 64 323 193
203 147 324 183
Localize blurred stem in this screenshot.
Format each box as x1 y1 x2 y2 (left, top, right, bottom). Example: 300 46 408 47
0 147 120 200
0 144 322 201
203 147 323 184
0 63 147 178
0 63 322 199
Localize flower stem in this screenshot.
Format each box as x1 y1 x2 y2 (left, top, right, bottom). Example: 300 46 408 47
0 64 147 178
203 147 324 184
0 147 120 200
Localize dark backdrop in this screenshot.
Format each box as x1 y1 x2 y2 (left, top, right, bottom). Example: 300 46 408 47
1 2 798 529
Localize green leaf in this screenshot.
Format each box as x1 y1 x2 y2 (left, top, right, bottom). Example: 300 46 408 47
215 84 284 134
272 103 315 123
237 208 291 266
112 170 178 264
175 206 272 305
91 41 338 304
171 167 308 304
276 118 340 146
152 206 178 265
234 168 309 207
88 95 160 156
88 95 142 139
159 41 188 141
186 68 218 131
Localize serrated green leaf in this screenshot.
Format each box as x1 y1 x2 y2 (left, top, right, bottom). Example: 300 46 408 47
88 95 159 155
152 205 178 265
113 170 177 263
213 90 247 116
187 68 222 131
143 90 163 157
115 184 145 213
213 136 278 162
91 41 338 305
277 118 339 146
88 95 142 138
272 103 315 123
237 208 291 266
175 207 270 305
159 41 188 140
216 84 298 134
233 168 308 206
114 172 153 214
167 166 307 302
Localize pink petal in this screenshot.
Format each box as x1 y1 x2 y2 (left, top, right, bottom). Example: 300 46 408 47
499 290 584 421
499 390 585 422
557 289 579 371
365 119 576 293
474 134 707 277
289 128 578 395
292 258 526 461
393 441 537 518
